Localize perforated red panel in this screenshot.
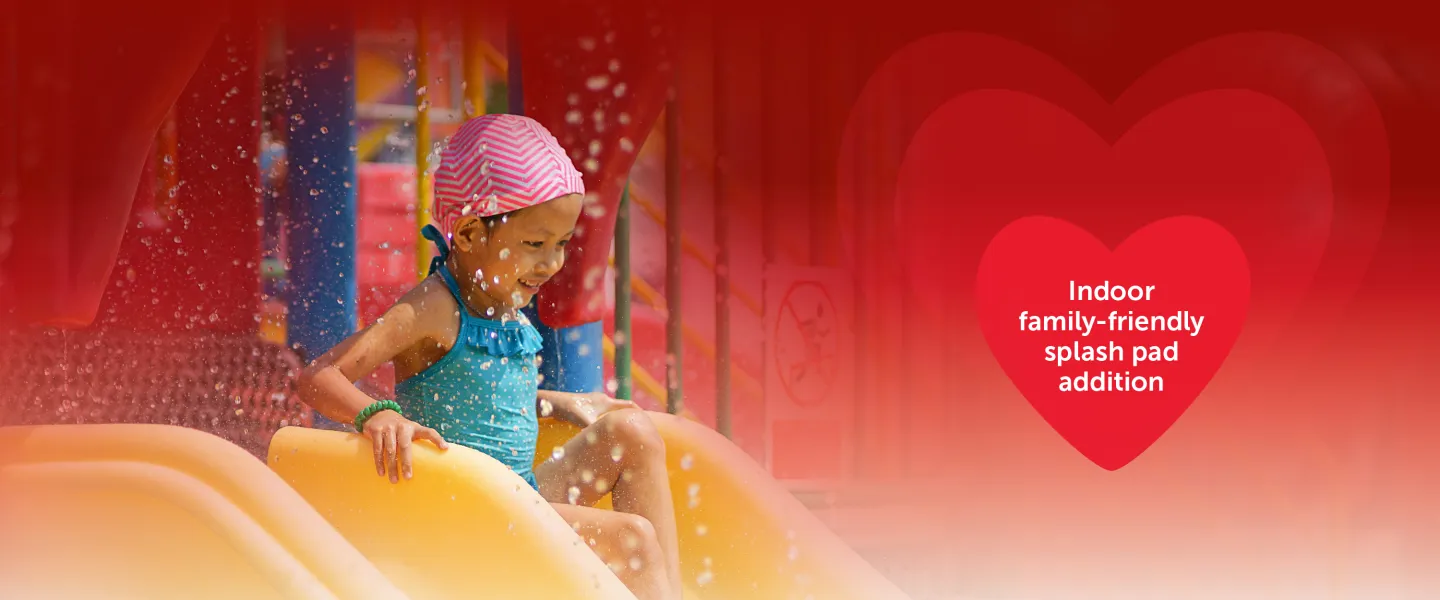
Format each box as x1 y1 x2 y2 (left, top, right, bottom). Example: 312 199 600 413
0 329 311 458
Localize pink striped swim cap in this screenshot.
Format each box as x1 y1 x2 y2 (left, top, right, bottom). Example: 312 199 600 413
432 113 586 237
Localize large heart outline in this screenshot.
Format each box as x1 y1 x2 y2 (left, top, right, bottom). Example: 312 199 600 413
836 32 1390 354
898 85 1329 354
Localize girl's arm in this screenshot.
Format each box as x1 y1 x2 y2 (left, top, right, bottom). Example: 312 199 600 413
297 283 449 482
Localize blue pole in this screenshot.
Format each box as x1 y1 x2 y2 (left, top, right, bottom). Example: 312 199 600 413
508 17 604 395
525 317 606 394
285 14 358 429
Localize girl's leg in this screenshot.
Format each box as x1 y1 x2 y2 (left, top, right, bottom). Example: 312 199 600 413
536 409 682 599
551 503 671 600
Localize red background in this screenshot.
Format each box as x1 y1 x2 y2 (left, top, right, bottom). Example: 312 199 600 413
6 0 1440 596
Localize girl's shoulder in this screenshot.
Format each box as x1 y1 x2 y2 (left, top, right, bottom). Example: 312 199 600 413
384 276 462 333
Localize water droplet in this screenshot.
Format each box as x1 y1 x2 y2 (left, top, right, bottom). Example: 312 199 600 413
499 248 511 260
628 557 643 572
609 59 621 73
583 158 600 173
320 126 329 134
578 37 597 51
588 140 602 156
613 83 627 98
566 110 583 125
568 486 581 504
696 524 708 536
611 445 624 462
696 571 714 586
619 138 635 153
567 93 580 106
552 446 567 460
585 75 610 91
309 188 319 196
681 454 694 470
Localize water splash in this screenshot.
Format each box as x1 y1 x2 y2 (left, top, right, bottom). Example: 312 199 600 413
585 75 611 91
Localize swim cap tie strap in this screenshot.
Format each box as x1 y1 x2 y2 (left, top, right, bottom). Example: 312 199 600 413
420 224 449 276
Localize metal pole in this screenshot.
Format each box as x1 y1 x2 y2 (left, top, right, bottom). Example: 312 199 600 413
414 9 433 280
711 16 732 437
285 11 358 429
664 90 683 415
614 183 633 401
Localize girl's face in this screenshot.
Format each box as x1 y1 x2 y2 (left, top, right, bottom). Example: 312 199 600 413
450 194 584 313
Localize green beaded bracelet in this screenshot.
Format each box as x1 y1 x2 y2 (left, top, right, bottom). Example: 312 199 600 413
354 400 402 431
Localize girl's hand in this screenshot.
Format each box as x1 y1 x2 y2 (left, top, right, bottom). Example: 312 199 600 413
360 410 449 483
544 391 638 428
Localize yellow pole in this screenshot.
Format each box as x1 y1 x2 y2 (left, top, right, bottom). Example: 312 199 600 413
414 10 434 280
155 105 179 219
461 7 487 119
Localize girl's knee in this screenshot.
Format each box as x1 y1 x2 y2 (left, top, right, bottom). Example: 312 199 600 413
600 409 665 453
617 514 661 555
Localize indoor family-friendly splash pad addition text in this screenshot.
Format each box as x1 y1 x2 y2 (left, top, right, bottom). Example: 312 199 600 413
1017 281 1205 392
973 215 1250 469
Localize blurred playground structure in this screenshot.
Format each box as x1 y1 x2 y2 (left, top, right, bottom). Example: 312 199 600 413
0 2 914 598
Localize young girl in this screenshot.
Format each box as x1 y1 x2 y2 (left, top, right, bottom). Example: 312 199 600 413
297 114 682 600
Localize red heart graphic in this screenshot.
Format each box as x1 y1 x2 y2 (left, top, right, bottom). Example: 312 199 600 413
976 216 1250 469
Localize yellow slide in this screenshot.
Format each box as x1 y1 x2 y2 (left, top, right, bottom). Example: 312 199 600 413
0 424 404 600
267 412 910 600
539 413 911 600
267 426 636 599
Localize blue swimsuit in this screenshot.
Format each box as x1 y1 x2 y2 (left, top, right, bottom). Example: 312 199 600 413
394 226 545 489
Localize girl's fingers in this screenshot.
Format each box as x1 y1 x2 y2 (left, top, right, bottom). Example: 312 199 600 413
418 426 449 450
370 429 385 476
397 425 414 480
384 428 399 483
